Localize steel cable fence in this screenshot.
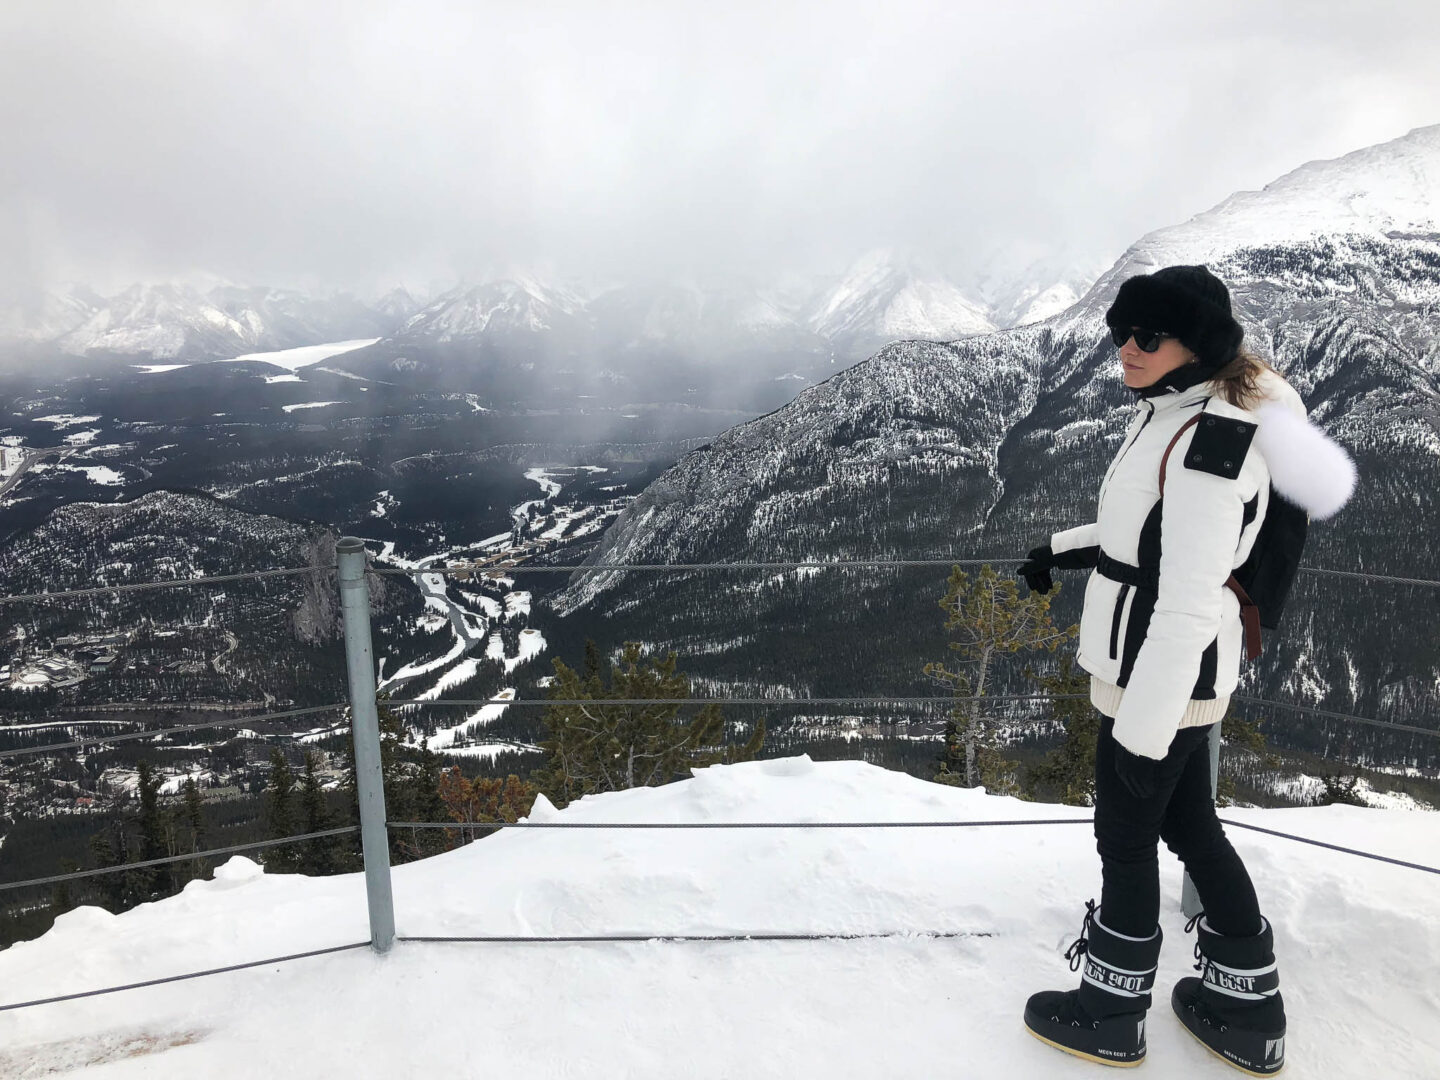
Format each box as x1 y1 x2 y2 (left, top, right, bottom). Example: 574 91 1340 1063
2 543 1437 1015
0 556 1435 607
383 816 1440 874
0 826 361 893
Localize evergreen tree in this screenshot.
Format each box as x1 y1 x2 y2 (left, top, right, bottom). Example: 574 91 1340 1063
87 822 128 911
297 750 340 874
536 639 765 807
177 775 210 885
133 761 168 898
438 770 538 843
263 748 298 872
923 564 1075 790
1023 656 1098 805
1314 771 1367 806
1216 707 1272 806
397 743 452 860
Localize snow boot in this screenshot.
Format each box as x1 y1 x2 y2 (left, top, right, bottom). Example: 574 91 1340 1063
1024 899 1162 1068
1172 914 1286 1076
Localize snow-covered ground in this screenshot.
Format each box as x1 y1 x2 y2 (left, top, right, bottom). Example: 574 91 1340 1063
30 414 101 429
422 688 517 752
1 758 1435 1078
51 463 126 486
220 339 380 373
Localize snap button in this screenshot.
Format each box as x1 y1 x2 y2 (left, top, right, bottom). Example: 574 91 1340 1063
1205 418 1215 426
1191 454 1201 462
1224 461 1233 468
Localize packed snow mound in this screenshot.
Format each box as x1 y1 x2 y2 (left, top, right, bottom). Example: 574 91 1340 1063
2 758 1437 1078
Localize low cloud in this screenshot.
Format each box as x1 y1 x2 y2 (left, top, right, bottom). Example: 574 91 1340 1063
2 0 1437 296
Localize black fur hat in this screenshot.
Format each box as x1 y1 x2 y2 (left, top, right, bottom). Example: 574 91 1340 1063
1104 264 1244 373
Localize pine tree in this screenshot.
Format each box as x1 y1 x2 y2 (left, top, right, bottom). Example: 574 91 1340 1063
178 775 209 885
1023 656 1097 805
87 823 128 911
438 769 538 843
1216 707 1272 806
535 639 765 807
297 750 341 874
133 761 168 898
923 563 1075 790
264 748 298 872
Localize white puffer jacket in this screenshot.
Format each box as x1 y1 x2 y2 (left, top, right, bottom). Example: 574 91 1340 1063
1050 366 1356 760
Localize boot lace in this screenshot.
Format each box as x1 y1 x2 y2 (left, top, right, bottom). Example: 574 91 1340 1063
1064 898 1098 972
1183 911 1227 1033
1184 912 1209 975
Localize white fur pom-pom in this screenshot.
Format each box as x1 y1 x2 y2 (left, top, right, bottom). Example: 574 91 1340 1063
1253 403 1357 520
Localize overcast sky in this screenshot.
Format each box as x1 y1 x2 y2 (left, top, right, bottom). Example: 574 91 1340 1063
2 0 1438 298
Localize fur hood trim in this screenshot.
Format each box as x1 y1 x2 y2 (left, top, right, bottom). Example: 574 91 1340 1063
1252 402 1357 520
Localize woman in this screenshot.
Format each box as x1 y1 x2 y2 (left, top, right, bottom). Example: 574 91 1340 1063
1015 265 1355 1074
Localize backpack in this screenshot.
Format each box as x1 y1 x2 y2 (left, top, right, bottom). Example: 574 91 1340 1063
1160 414 1309 660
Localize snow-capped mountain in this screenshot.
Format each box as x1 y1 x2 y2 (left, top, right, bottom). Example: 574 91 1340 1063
0 282 105 344
970 250 1112 328
373 286 423 325
0 282 409 361
551 124 1440 753
0 253 1082 365
394 276 590 348
370 258 1007 371
55 282 251 359
805 249 997 355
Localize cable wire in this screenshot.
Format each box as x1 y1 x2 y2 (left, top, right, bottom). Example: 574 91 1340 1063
0 555 1432 608
370 560 1440 589
1229 694 1439 738
0 941 370 1013
380 693 1089 707
0 826 359 893
391 816 1439 875
0 564 334 606
378 693 1438 740
386 818 1093 830
399 930 990 944
1217 818 1440 876
0 703 348 760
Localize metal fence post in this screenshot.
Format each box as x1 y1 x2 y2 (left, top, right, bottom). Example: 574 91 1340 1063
1181 722 1224 920
337 536 396 954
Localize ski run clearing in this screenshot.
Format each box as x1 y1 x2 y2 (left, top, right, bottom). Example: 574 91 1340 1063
1 757 1436 1079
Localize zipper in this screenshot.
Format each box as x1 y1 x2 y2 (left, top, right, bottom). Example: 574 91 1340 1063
1098 399 1154 519
1109 583 1132 659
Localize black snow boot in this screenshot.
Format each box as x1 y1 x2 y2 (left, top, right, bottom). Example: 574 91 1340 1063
1024 899 1162 1068
1172 914 1287 1076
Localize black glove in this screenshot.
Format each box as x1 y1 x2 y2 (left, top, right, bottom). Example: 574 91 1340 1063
1016 543 1056 596
1113 742 1159 800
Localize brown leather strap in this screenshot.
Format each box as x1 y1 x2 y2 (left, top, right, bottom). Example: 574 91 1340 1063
1158 414 1202 497
1227 574 1263 661
1159 413 1264 660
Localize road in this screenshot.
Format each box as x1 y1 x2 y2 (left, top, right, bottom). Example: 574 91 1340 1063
0 445 78 500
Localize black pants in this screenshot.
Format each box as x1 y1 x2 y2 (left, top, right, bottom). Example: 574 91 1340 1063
1093 713 1262 938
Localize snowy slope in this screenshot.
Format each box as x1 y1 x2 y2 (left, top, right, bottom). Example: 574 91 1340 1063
1 758 1436 1078
1078 123 1440 301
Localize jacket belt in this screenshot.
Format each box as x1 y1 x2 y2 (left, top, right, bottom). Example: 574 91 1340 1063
1096 549 1262 662
1096 551 1158 590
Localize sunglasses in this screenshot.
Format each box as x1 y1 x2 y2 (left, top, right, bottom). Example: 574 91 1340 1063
1110 326 1174 352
